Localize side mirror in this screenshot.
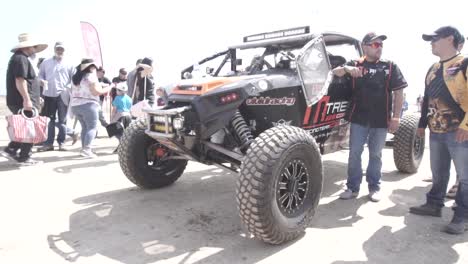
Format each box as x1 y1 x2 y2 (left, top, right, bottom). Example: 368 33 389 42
182 72 192 79
206 67 214 75
235 59 243 65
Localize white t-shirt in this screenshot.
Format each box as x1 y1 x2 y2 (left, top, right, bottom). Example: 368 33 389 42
70 72 100 106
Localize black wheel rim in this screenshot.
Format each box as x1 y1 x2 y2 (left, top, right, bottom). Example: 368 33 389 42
276 159 309 216
413 135 424 160
146 142 169 169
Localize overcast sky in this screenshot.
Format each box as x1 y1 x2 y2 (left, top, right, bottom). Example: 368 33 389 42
1 0 467 103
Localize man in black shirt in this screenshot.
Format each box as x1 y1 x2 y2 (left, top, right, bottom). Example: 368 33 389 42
112 68 127 84
332 32 408 202
410 26 468 235
127 59 142 97
2 33 48 165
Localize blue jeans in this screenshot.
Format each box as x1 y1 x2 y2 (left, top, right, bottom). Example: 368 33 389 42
346 123 388 193
427 132 468 219
42 96 68 145
71 103 99 150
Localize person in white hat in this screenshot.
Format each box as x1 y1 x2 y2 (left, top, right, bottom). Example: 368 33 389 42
109 82 132 153
111 82 132 124
132 57 155 106
2 33 48 166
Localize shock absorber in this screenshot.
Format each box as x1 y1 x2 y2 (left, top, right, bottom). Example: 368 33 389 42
230 111 254 152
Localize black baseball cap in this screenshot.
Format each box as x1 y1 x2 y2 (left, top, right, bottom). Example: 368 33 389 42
422 26 463 45
362 32 387 44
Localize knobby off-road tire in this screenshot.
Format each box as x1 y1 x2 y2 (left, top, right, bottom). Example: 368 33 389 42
236 125 323 245
118 118 188 189
393 114 425 173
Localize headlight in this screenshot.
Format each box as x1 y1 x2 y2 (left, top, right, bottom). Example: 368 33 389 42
257 80 269 91
173 117 184 130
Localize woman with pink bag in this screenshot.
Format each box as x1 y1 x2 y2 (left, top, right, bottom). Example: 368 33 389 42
70 59 113 158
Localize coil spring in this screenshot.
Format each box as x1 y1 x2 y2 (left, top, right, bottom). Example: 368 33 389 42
231 111 254 152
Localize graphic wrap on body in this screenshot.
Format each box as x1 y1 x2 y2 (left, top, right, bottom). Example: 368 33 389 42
303 95 349 139
246 96 296 106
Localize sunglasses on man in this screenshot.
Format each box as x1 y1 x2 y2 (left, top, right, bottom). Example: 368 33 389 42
364 42 383 49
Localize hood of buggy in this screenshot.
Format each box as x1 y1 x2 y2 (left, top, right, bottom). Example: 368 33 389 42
170 73 301 96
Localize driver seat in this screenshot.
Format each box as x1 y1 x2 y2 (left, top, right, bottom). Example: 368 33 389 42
276 56 291 69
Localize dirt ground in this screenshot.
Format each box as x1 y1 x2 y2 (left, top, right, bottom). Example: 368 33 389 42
0 115 467 264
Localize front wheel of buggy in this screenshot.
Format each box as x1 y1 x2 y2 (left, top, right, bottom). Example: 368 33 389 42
236 126 323 245
118 118 188 189
393 114 425 173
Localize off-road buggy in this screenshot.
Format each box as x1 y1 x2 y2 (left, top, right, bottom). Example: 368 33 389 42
118 26 425 245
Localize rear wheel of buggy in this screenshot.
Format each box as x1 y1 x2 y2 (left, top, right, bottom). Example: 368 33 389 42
118 118 188 189
236 125 323 245
393 114 425 173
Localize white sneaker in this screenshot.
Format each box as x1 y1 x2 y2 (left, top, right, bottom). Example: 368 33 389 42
80 149 97 158
368 190 382 202
339 189 359 200
17 157 43 166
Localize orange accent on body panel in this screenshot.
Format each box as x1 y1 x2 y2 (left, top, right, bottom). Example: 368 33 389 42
172 89 202 95
171 76 246 95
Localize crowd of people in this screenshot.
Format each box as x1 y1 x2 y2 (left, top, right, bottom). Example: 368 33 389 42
2 33 156 163
2 25 468 235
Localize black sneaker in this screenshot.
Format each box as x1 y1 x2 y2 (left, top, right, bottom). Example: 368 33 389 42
409 203 442 217
443 217 467 235
16 157 43 166
37 145 54 152
1 147 18 161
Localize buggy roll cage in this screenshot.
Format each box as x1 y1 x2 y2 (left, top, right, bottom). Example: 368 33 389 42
180 27 362 78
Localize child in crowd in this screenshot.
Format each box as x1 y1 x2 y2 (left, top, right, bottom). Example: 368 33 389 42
109 83 132 153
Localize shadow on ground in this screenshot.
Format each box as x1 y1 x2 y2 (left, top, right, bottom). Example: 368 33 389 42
0 144 118 173
331 186 467 264
47 159 466 264
311 159 415 230
46 160 356 263
311 160 367 229
47 167 293 264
